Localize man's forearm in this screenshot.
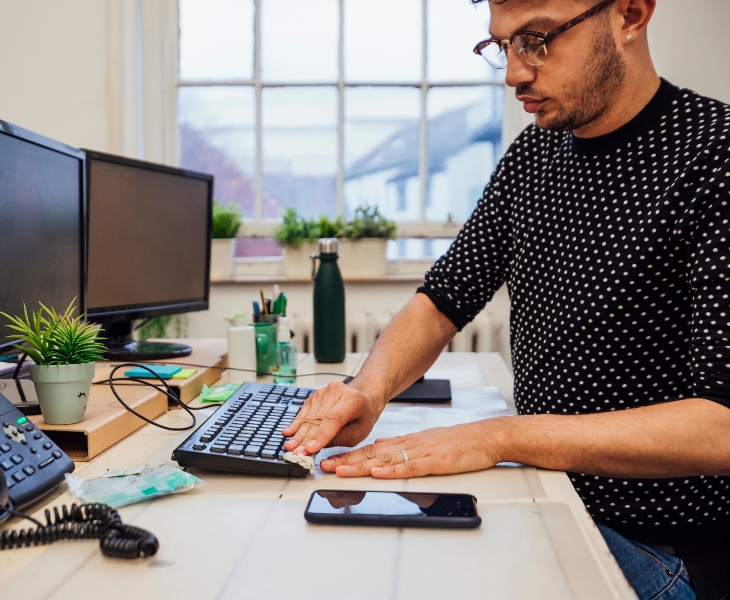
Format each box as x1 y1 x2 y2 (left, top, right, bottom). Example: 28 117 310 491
349 293 457 409
493 398 730 478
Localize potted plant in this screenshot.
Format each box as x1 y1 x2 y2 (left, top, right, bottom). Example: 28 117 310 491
211 200 242 279
338 205 396 278
1 300 106 425
274 209 344 279
274 206 395 278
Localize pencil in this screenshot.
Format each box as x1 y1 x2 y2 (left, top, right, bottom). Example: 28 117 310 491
260 288 267 314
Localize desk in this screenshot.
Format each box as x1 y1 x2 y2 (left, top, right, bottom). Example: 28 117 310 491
0 346 636 599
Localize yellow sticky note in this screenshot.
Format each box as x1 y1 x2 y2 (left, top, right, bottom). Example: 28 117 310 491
172 368 197 379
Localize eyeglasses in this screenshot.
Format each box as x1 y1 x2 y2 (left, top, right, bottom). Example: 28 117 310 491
473 0 616 69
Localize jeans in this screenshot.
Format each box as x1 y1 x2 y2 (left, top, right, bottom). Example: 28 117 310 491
597 522 696 600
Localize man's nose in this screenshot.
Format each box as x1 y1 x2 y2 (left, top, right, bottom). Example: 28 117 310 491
504 47 536 89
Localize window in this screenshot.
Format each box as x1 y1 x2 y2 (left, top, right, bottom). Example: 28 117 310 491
178 0 505 256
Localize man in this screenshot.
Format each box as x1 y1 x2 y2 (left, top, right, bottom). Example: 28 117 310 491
283 0 730 598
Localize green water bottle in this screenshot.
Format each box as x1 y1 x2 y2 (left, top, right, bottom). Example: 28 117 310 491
312 238 345 363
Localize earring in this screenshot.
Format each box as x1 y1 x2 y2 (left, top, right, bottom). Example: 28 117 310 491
626 34 633 40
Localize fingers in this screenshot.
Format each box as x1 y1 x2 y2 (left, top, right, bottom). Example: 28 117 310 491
282 381 366 454
371 458 430 479
320 438 409 476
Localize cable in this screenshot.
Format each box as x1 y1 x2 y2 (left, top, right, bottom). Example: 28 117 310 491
0 502 159 559
12 352 27 379
103 362 353 380
107 363 220 432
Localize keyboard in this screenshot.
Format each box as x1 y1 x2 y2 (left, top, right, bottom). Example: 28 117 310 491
172 382 314 478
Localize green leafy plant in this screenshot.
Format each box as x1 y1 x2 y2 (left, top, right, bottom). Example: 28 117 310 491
273 206 394 248
137 314 189 341
1 299 106 366
212 200 243 239
340 205 397 240
273 209 345 249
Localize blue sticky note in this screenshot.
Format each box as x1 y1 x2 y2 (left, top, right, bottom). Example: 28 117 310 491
124 364 182 379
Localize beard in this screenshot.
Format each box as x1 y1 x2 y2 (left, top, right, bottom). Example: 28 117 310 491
519 19 626 132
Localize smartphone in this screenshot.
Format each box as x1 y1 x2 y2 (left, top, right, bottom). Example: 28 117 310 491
304 490 481 529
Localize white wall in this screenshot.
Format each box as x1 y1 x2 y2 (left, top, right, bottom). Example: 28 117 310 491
649 0 730 104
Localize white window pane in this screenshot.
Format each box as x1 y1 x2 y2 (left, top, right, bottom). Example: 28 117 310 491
262 87 338 219
344 0 422 82
261 0 338 82
179 87 256 218
179 0 254 81
426 86 504 222
428 0 502 82
344 87 421 222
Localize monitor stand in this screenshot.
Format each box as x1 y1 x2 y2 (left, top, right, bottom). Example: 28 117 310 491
97 320 192 362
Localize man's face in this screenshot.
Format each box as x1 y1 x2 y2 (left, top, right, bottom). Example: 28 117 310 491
489 0 626 132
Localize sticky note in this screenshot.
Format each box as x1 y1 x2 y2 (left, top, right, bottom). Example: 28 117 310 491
124 365 182 379
172 368 197 380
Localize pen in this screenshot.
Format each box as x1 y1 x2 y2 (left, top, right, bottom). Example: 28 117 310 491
253 301 259 316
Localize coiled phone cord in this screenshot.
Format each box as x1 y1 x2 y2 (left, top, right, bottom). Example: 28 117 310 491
0 502 159 559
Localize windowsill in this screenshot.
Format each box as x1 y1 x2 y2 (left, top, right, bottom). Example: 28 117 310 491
210 256 432 284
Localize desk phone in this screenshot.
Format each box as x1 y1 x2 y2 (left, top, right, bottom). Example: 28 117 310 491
0 391 74 521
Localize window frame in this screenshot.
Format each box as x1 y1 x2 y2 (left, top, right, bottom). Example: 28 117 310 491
177 0 506 239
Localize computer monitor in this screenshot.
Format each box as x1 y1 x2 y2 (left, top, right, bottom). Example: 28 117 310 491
84 151 213 361
0 121 85 358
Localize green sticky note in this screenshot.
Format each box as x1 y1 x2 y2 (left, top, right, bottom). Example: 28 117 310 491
200 383 241 403
172 368 197 379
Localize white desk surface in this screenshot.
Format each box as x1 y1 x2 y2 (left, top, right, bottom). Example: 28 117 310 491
0 350 637 600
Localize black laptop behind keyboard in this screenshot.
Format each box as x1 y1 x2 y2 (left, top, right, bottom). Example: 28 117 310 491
172 382 314 478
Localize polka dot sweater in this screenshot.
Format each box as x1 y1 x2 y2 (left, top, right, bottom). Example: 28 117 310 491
419 79 730 535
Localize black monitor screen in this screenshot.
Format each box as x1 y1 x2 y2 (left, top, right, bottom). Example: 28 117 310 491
86 157 211 318
0 129 83 353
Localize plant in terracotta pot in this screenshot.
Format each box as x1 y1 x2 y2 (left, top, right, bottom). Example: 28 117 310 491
210 200 243 279
1 299 106 425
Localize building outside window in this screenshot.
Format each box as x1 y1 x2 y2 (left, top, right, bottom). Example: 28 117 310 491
177 0 505 260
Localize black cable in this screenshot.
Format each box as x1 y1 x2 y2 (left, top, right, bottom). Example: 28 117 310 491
103 361 353 380
0 502 158 559
12 352 27 379
107 363 219 432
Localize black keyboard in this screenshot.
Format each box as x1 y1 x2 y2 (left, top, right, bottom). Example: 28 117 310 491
172 382 314 478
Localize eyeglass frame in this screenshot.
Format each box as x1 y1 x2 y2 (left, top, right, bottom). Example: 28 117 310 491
472 0 617 68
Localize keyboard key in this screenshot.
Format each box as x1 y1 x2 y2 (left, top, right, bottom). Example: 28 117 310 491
210 445 227 454
283 388 297 397
261 449 277 459
228 445 245 455
244 445 261 457
38 457 54 469
292 399 305 405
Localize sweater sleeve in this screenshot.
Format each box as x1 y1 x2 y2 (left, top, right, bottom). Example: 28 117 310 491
417 127 531 330
687 151 730 406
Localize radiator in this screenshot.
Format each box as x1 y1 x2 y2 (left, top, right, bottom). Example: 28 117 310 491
286 306 511 368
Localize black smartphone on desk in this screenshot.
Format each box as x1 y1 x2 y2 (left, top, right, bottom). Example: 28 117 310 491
304 490 481 529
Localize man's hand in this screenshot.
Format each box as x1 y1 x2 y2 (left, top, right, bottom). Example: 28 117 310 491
319 420 505 478
281 381 386 455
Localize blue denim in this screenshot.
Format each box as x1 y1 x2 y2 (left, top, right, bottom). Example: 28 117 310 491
597 522 696 600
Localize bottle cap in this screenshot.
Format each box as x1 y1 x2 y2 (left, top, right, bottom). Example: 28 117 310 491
318 238 338 254
277 317 291 342
233 314 248 327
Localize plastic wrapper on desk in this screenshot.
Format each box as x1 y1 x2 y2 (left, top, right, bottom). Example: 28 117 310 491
65 463 205 508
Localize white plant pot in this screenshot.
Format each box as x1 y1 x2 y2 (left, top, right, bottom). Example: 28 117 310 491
282 241 319 279
30 362 96 425
211 238 235 279
283 239 388 279
337 238 388 278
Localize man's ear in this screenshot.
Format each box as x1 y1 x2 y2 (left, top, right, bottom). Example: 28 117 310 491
617 0 656 42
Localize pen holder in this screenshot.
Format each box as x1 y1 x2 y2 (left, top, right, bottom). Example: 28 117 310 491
252 313 284 324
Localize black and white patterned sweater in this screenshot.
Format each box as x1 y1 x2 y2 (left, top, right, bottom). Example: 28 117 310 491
419 79 730 539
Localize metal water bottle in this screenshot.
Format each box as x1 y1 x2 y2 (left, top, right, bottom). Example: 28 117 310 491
312 238 345 363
